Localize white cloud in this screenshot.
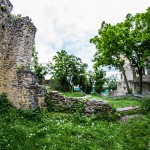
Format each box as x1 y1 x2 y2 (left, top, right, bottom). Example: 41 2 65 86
11 0 150 71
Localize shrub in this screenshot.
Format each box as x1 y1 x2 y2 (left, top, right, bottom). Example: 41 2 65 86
140 98 150 113
18 107 43 122
0 6 6 12
44 93 55 112
72 100 85 122
44 93 86 115
0 93 13 114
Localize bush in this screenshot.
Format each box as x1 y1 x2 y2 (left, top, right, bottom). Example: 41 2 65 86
0 93 13 114
72 100 85 122
140 98 150 113
44 93 86 115
44 93 55 112
18 107 43 122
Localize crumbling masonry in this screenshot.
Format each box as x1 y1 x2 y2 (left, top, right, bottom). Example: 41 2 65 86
0 0 46 108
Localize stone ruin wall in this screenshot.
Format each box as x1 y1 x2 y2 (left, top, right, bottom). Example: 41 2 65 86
116 57 150 96
0 0 46 108
48 92 112 115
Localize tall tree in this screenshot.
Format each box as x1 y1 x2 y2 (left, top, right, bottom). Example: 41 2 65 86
120 9 150 94
85 70 94 94
91 22 130 93
91 7 150 94
93 67 106 94
49 50 88 92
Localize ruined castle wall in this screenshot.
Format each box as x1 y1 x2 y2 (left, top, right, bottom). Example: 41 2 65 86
46 92 112 115
0 1 13 91
0 0 46 108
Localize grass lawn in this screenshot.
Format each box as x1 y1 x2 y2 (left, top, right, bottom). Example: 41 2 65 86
0 109 150 150
61 92 85 98
87 95 140 108
0 93 149 150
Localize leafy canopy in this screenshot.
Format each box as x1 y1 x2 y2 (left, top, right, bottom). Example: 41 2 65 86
91 7 150 94
49 50 88 91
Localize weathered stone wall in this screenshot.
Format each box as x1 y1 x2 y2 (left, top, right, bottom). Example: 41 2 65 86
117 57 150 95
0 0 46 108
47 92 112 115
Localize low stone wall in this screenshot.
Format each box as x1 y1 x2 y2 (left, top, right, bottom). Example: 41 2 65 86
46 92 112 115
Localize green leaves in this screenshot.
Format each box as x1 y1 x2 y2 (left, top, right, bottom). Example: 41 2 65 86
0 93 13 114
31 46 48 84
94 67 106 94
49 50 88 92
105 76 118 92
91 7 150 94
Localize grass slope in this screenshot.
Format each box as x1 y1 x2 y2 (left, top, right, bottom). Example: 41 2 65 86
0 110 150 150
0 93 149 150
62 92 85 98
85 95 140 108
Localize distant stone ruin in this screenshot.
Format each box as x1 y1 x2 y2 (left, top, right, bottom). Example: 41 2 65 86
116 58 150 96
0 0 46 108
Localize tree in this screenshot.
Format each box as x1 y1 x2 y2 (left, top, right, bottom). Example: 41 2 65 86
90 21 130 93
78 74 88 93
93 67 106 94
120 9 150 94
85 70 94 94
31 46 48 84
105 76 118 92
91 7 150 94
78 70 94 94
49 50 88 92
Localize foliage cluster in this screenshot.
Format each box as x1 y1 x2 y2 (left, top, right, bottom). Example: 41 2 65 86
48 50 88 92
105 76 118 92
94 67 106 93
0 93 43 122
12 14 22 20
18 107 44 122
44 93 85 118
31 46 48 84
0 6 6 12
0 93 13 114
47 50 108 94
140 98 150 113
91 7 150 94
17 64 25 72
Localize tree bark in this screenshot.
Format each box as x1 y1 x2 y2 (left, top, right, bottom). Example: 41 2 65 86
139 67 143 94
122 68 131 94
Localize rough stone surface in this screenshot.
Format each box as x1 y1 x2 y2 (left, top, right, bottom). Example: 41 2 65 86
119 114 143 123
0 0 47 108
48 92 112 115
116 106 139 112
116 58 150 96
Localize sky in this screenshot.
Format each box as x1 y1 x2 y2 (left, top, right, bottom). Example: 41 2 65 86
11 0 150 77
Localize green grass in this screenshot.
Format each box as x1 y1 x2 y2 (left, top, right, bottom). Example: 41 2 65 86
62 92 85 98
88 95 140 108
0 109 150 150
0 93 149 150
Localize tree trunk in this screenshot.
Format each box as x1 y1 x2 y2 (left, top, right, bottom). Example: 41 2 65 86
139 67 143 94
122 69 131 94
71 82 74 93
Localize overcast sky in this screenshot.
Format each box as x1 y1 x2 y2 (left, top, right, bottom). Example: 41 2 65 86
11 0 150 75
